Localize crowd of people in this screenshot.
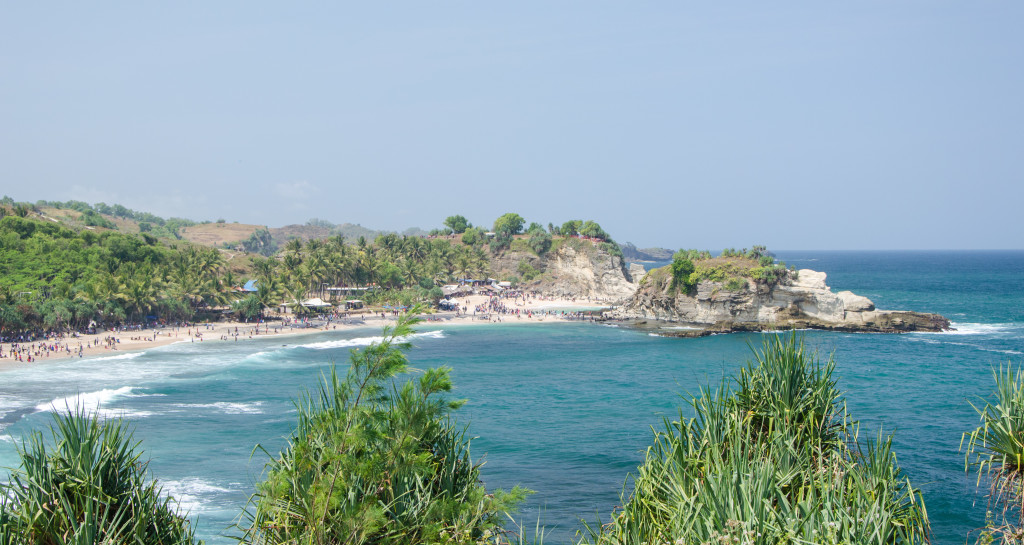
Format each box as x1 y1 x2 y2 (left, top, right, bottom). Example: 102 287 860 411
444 289 601 322
0 293 606 364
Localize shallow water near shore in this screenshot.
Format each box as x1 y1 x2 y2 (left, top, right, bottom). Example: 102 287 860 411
1 250 1022 544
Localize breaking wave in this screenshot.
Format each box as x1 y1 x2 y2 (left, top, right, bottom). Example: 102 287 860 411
161 477 237 515
299 330 446 350
35 387 153 419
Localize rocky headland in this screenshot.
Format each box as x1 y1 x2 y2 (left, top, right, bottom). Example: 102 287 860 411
488 238 638 303
603 262 950 337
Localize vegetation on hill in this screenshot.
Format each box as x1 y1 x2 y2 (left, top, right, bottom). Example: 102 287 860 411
29 198 198 239
663 245 792 295
0 215 228 332
0 198 630 332
619 243 672 262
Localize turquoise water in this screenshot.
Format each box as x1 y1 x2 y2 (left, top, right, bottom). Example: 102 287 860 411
1 251 1022 544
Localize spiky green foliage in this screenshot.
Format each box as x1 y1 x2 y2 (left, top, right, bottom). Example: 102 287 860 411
239 311 528 545
582 334 929 545
963 364 1024 543
0 410 199 545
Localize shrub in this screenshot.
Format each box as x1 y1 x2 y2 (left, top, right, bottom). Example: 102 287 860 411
0 410 199 544
582 334 929 545
599 241 622 258
724 276 747 291
670 257 696 294
527 230 552 255
238 313 528 544
518 260 540 281
963 364 1024 543
461 227 483 246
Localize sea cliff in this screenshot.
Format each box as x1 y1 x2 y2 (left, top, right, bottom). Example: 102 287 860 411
488 239 637 303
605 266 950 335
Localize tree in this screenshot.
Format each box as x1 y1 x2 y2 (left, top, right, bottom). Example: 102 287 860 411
492 213 525 238
443 215 471 234
579 220 609 241
560 219 582 237
670 255 696 294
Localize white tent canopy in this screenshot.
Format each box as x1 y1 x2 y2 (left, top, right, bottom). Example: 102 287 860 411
301 297 332 308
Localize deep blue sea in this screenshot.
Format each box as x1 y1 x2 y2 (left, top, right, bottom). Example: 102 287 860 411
1 251 1022 544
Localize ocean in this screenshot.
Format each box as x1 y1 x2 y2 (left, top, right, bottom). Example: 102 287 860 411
1 250 1022 544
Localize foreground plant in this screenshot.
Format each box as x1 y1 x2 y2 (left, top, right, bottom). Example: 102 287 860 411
0 409 199 544
963 364 1024 544
582 333 929 545
238 310 528 545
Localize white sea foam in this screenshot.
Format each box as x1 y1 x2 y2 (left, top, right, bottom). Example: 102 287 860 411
35 387 153 419
937 323 1020 336
89 352 145 362
978 347 1024 356
907 337 1023 357
0 434 12 443
36 386 135 413
299 330 446 350
161 477 236 514
174 401 265 415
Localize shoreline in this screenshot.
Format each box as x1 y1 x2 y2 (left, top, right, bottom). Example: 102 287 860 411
0 294 611 373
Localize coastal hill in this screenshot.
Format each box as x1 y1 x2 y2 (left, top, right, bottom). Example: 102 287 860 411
607 251 950 335
0 198 949 336
489 236 637 303
620 242 673 262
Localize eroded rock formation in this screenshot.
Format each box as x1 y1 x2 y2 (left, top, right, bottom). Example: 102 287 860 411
606 268 950 335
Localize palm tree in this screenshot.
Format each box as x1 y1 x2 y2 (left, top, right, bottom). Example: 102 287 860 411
121 270 161 322
400 259 419 287
284 238 303 255
252 257 277 283
255 277 281 317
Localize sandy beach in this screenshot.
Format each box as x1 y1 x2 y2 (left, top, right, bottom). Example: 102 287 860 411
0 294 610 372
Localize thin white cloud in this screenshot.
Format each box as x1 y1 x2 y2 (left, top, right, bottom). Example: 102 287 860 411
274 180 316 201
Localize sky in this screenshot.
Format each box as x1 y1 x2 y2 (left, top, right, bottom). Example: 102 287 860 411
2 3 1022 250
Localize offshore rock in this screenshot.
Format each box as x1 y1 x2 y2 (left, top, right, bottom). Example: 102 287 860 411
605 268 950 335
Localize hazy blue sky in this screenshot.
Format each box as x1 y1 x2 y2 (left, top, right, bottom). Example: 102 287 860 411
2 3 1021 249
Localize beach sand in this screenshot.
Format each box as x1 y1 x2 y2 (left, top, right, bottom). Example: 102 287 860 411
0 294 609 372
